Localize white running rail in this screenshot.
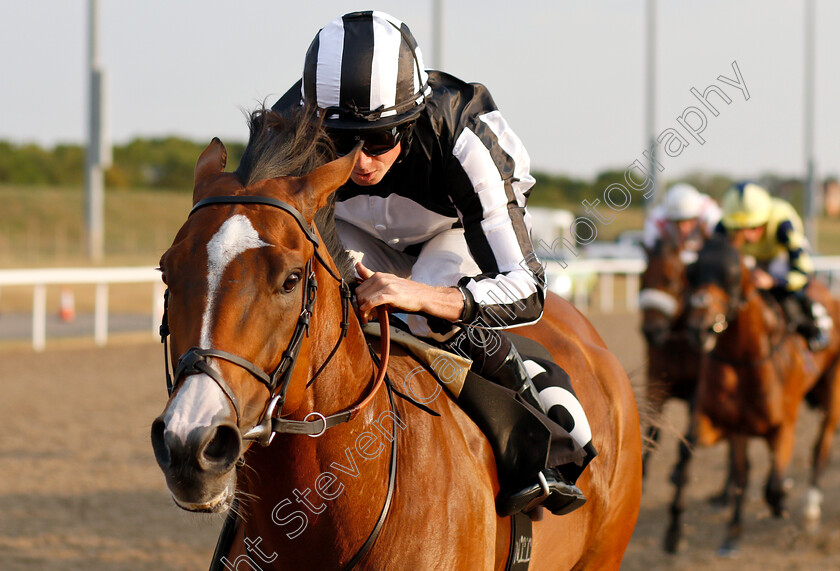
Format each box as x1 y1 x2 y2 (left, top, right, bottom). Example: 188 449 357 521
3 258 840 351
0 267 162 351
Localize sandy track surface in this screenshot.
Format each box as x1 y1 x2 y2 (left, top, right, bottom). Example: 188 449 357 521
0 342 220 570
2 313 839 569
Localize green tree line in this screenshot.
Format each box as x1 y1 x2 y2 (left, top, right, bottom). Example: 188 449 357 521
526 170 737 210
1 138 816 213
0 138 245 191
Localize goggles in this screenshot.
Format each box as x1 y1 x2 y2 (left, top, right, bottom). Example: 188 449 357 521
328 123 412 157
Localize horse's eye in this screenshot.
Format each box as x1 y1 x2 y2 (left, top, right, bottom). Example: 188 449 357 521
282 273 301 293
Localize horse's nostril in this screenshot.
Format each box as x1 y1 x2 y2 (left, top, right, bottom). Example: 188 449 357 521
151 418 170 468
200 424 241 470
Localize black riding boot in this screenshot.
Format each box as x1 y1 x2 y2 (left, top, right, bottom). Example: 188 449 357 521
487 345 587 517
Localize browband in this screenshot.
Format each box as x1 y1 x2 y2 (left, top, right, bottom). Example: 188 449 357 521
190 196 319 247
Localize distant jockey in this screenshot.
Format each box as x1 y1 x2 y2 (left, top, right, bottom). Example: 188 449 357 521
718 181 832 351
643 183 722 257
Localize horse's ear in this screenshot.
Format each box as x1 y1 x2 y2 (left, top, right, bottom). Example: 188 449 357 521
194 138 227 190
298 147 360 212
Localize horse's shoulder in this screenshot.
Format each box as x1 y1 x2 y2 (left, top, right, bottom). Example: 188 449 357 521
520 294 635 423
522 295 619 377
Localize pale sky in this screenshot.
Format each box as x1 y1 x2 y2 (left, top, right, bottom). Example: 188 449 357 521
2 0 838 182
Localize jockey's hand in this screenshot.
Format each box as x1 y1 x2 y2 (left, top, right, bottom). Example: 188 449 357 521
354 262 464 325
752 268 775 289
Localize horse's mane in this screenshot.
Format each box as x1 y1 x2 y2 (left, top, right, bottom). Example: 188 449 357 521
234 106 356 283
314 196 357 284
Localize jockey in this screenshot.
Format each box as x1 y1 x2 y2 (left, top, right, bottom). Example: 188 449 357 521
643 183 722 256
273 10 594 516
719 181 832 351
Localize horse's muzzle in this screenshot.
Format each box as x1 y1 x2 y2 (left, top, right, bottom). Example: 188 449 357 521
151 416 242 512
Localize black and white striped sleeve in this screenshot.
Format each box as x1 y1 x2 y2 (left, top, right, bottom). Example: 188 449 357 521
448 108 545 329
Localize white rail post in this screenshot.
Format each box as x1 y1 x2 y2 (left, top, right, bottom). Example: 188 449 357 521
33 284 47 352
574 276 589 310
94 283 109 346
626 272 639 312
600 272 614 313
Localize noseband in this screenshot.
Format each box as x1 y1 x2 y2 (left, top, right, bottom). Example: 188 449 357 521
160 195 389 446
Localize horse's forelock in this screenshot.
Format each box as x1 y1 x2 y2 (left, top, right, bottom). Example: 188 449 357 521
233 105 355 284
235 104 334 187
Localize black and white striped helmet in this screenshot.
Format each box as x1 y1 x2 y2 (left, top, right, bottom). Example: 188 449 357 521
302 11 431 131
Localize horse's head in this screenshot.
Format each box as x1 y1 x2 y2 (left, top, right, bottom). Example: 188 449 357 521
639 239 687 346
684 235 746 352
151 125 359 513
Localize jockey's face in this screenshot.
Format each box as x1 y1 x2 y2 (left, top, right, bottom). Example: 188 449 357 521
733 224 766 244
350 143 401 186
672 218 700 241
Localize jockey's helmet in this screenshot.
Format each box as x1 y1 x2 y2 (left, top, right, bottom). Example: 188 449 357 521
721 182 772 229
301 11 430 132
663 183 703 221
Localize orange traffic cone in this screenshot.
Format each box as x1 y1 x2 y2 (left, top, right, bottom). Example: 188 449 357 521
59 287 76 322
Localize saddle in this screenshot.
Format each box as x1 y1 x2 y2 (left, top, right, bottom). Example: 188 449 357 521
362 323 557 492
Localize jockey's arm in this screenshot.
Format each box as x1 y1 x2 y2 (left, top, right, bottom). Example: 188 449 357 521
776 220 812 291
356 100 543 330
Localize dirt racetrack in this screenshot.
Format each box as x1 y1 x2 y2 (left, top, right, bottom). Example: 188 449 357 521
1 313 839 570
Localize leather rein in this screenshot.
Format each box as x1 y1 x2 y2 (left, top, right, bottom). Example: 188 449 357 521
159 195 391 446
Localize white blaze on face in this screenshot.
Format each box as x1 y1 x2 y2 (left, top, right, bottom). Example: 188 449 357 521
164 375 231 443
166 214 272 444
201 215 272 347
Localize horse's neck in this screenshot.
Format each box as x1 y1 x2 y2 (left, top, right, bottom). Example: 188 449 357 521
307 273 375 411
726 284 779 358
239 275 391 563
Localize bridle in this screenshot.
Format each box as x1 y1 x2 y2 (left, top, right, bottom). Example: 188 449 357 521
165 196 399 571
159 195 391 446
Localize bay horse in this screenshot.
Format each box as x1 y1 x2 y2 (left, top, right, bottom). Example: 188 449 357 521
639 239 700 477
640 239 736 516
667 235 840 554
150 109 642 569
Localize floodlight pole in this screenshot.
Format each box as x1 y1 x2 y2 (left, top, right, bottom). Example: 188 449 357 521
804 0 818 250
85 0 110 262
645 0 657 212
432 0 444 69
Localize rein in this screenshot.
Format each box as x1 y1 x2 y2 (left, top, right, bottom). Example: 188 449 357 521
160 195 391 445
